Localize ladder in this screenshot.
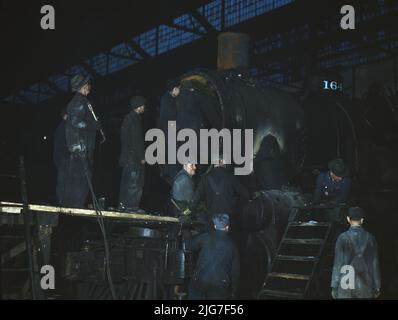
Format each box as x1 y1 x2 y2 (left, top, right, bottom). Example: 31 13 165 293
258 220 332 299
0 158 56 299
0 220 55 299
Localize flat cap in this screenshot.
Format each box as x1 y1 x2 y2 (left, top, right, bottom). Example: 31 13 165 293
348 207 365 220
129 96 146 109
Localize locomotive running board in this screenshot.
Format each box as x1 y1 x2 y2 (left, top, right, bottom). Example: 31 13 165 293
0 201 179 224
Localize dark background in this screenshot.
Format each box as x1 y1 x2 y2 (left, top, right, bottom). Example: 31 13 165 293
0 0 398 298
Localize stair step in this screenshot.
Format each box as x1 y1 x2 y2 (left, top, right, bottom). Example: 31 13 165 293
268 272 310 281
1 293 20 300
283 238 324 245
289 222 331 227
1 268 29 272
276 255 317 262
6 286 25 290
0 235 25 239
259 289 304 299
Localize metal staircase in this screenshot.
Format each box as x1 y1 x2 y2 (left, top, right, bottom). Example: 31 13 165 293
258 219 332 299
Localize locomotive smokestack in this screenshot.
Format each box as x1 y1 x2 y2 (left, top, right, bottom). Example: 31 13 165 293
217 32 250 71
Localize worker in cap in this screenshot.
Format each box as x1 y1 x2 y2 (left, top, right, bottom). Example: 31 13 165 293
159 78 181 185
312 158 352 222
185 213 240 300
194 152 249 223
118 96 146 213
63 74 101 208
70 74 91 92
331 207 381 299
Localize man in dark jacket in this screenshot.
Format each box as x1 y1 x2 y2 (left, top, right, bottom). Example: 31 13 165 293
175 80 204 134
186 213 240 300
313 158 351 222
196 157 250 219
118 96 146 212
331 207 381 299
159 78 181 185
171 163 197 217
63 74 101 208
313 158 351 205
53 110 69 205
254 135 291 190
159 78 180 134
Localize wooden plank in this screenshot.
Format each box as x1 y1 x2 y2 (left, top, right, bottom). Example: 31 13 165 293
0 241 27 265
0 202 179 223
0 229 52 265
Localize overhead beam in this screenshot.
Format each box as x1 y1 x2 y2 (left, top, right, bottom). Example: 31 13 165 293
81 61 101 79
165 23 206 36
16 93 33 105
190 9 217 34
45 80 64 95
1 96 10 104
107 51 138 62
125 39 151 60
221 0 225 30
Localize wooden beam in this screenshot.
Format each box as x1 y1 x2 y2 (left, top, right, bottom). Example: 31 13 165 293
0 229 52 265
1 241 26 265
0 202 179 223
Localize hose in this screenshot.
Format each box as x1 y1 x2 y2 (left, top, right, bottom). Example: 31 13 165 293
81 155 117 300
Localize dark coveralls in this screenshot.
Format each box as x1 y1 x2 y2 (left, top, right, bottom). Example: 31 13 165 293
53 120 69 205
313 171 351 222
176 85 203 134
185 230 240 300
159 92 179 184
159 92 177 134
63 93 98 208
119 110 145 210
171 169 196 216
196 166 250 219
331 226 381 299
254 135 291 190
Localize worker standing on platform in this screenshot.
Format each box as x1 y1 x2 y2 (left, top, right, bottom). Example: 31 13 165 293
63 74 101 208
159 78 180 185
118 96 146 213
53 109 69 205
